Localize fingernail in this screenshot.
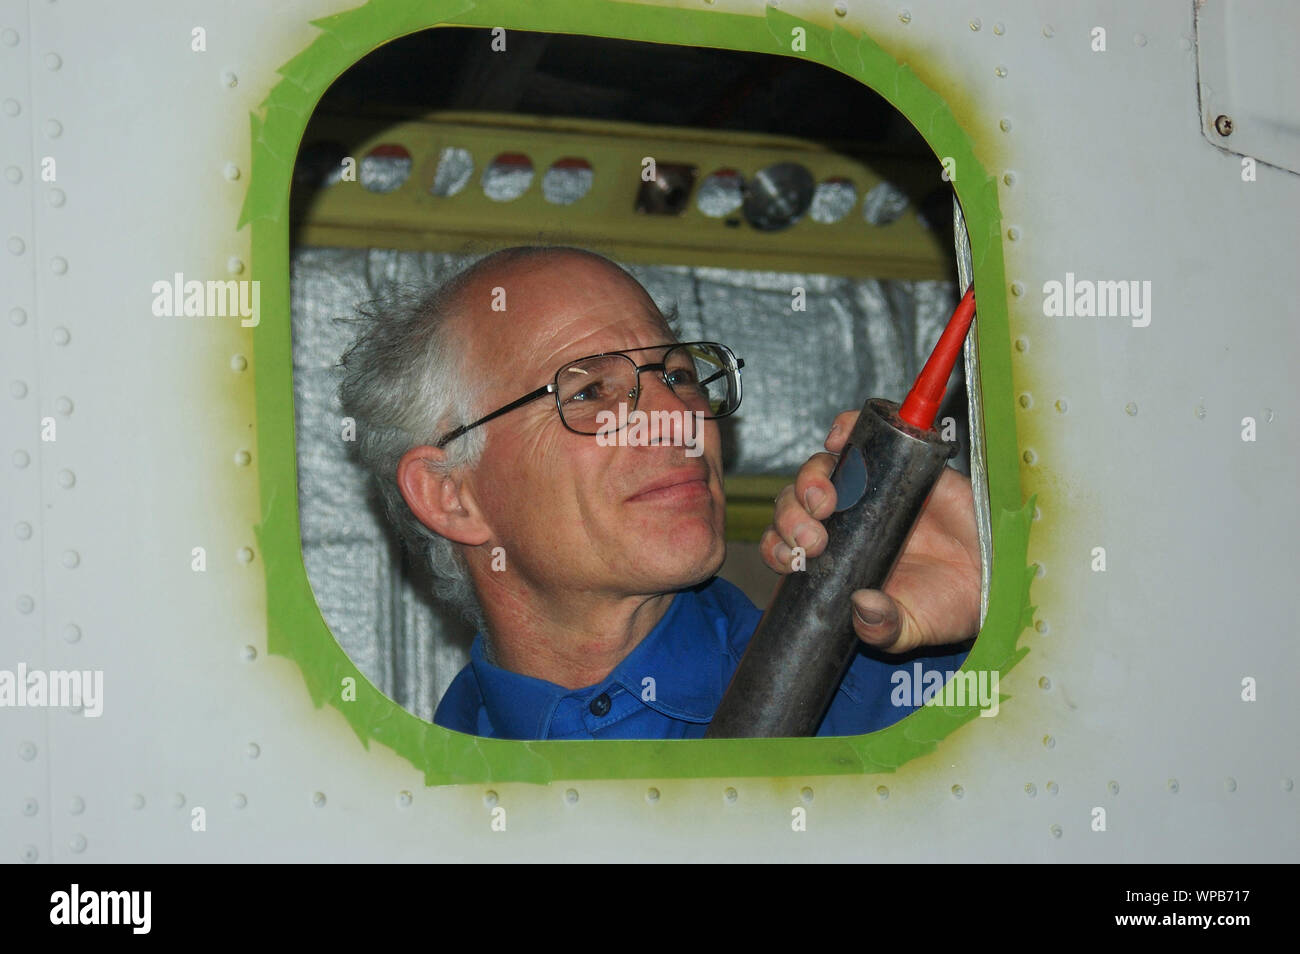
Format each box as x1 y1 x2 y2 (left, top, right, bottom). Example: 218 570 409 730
853 605 884 626
794 523 820 550
826 423 840 442
804 487 825 513
774 541 792 563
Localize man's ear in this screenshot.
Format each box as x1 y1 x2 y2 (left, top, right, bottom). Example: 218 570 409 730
396 446 492 547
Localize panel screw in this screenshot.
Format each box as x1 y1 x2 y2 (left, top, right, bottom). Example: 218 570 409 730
1214 114 1233 136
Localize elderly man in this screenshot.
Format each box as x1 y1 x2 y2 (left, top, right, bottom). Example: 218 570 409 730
339 245 981 739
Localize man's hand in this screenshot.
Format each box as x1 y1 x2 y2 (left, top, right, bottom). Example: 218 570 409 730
758 409 982 653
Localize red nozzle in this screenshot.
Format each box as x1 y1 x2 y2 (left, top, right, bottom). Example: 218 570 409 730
897 285 976 430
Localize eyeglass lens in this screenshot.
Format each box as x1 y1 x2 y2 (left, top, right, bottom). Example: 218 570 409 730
555 344 738 435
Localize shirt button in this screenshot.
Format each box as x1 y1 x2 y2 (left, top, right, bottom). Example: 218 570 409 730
589 692 611 717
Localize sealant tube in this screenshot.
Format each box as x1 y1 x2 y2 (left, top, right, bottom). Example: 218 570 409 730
705 288 975 738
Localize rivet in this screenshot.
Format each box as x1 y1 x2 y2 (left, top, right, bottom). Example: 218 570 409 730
17 594 35 613
1006 226 1020 241
312 792 326 807
999 117 1012 133
246 742 260 759
221 70 238 87
1134 33 1147 47
1050 824 1062 839
226 256 244 274
646 787 660 803
994 66 1007 78
20 845 38 863
1108 781 1120 796
45 52 61 70
16 449 32 468
223 161 240 181
1055 398 1068 413
241 645 257 661
898 10 911 25
61 550 79 568
1024 783 1037 797
969 18 981 31
1167 778 1179 794
1002 171 1016 186
4 166 21 183
63 624 81 643
230 354 248 372
131 793 145 810
564 788 579 805
1124 402 1138 416
172 793 185 808
484 790 498 807
1042 734 1055 749
50 256 68 274
1035 618 1048 633
1035 564 1046 578
53 326 70 345
69 795 84 814
1180 37 1192 52
234 449 251 467
48 188 65 207
236 546 254 564
1022 448 1037 465
1014 336 1028 352
1018 393 1033 409
0 28 18 46
951 784 964 799
1214 114 1233 137
833 2 847 17
1046 780 1059 795
2 99 20 117
1038 676 1051 690
44 119 61 138
876 785 889 800
11 381 27 399
1195 402 1206 419
68 834 86 853
1283 778 1294 792
993 22 1004 35
1042 25 1055 38
55 396 73 415
1224 777 1236 792
801 786 814 804
724 786 738 803
1010 281 1024 297
7 235 25 255
397 791 412 808
22 797 38 816
10 306 28 325
57 468 75 487
15 521 32 540
232 793 247 809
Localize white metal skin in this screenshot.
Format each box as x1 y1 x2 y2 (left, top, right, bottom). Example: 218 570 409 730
1 0 1296 862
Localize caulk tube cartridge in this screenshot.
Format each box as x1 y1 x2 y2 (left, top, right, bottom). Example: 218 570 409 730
704 398 955 739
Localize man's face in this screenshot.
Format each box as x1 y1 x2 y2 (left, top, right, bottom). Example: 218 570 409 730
456 253 727 603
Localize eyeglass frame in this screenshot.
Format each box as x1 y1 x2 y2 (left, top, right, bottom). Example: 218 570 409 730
434 340 745 448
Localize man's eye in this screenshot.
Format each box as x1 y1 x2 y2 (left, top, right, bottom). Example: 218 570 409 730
564 380 608 405
666 367 700 387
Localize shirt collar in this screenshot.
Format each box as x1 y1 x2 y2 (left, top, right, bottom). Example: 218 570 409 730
468 579 731 739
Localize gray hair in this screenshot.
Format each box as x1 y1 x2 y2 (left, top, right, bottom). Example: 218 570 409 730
337 245 659 633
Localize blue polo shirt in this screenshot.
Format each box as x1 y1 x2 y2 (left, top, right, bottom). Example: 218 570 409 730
434 575 970 739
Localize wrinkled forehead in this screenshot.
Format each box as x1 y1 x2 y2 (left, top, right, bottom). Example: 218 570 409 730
458 254 675 381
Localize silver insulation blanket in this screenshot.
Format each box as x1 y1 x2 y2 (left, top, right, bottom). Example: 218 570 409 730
291 245 961 721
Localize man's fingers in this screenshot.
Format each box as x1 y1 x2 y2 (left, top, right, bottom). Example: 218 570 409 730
824 410 860 454
850 589 909 651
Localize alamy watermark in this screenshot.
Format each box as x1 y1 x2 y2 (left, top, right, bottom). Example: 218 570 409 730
594 404 706 457
890 664 999 717
0 664 103 717
1042 272 1151 328
151 272 260 327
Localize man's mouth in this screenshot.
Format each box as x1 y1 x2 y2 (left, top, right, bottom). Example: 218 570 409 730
626 470 711 504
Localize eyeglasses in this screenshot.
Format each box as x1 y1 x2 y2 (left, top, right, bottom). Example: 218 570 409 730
435 341 744 448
